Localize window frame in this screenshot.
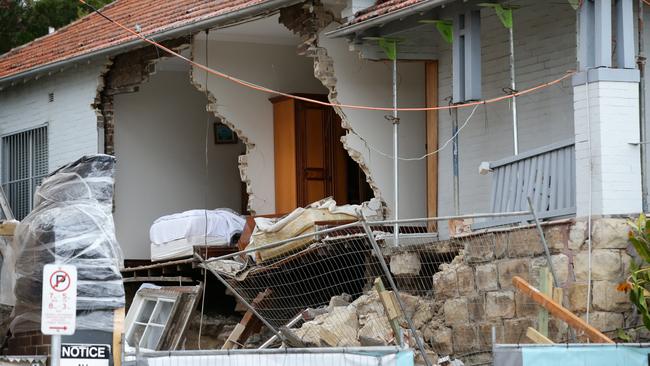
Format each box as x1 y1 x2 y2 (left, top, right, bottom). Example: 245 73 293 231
0 124 49 220
125 293 179 351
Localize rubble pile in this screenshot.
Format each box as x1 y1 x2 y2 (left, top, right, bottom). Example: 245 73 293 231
293 290 447 361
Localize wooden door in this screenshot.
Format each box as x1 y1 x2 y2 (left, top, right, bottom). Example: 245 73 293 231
296 102 334 206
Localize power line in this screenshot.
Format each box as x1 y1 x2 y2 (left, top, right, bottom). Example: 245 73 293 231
78 0 574 113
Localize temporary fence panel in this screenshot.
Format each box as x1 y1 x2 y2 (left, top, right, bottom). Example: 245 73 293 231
493 344 650 366
127 347 413 366
201 211 556 365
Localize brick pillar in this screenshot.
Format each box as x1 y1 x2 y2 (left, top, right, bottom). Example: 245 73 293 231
572 69 642 216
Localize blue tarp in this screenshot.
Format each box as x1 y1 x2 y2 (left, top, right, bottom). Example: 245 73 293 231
494 344 650 366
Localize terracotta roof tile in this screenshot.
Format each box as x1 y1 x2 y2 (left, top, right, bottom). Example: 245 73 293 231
349 0 427 24
0 0 276 80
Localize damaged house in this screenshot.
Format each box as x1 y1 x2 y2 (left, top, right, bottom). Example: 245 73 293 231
1 0 650 364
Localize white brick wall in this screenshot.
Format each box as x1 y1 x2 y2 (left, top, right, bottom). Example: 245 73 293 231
436 1 577 215
0 61 106 172
574 81 642 216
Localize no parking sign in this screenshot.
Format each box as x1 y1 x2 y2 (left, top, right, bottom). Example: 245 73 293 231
41 264 77 335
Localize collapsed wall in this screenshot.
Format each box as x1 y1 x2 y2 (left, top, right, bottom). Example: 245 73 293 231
96 39 190 155
265 218 641 365
278 2 384 213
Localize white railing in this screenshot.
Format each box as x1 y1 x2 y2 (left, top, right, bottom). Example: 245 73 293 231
488 138 576 221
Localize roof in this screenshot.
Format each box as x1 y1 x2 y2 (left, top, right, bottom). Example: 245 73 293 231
328 0 453 38
351 0 427 25
0 0 288 82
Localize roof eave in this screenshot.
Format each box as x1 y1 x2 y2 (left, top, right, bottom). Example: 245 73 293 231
0 0 299 87
326 0 455 39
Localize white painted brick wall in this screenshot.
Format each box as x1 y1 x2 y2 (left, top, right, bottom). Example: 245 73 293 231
574 81 642 216
0 61 106 173
437 1 576 215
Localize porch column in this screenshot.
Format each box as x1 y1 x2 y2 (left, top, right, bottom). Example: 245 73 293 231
573 0 641 216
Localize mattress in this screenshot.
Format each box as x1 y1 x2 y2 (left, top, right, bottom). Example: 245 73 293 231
151 236 229 262
149 209 245 262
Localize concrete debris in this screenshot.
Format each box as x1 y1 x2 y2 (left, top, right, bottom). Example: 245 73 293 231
293 290 442 361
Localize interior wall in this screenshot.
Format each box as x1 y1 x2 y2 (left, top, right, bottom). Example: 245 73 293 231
436 0 576 215
113 62 243 259
191 38 328 214
316 34 427 219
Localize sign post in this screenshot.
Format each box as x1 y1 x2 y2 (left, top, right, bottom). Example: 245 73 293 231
42 264 77 366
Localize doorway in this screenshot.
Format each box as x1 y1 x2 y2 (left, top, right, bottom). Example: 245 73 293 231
271 94 373 213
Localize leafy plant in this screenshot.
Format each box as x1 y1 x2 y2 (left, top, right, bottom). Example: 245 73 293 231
623 214 650 330
0 0 114 55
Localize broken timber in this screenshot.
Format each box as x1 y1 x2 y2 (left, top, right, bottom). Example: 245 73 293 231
374 277 403 346
512 276 614 343
222 289 271 349
525 327 554 344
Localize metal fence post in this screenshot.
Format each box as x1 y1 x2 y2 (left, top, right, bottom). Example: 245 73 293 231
359 218 432 366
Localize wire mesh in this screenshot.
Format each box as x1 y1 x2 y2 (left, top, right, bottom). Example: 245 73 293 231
201 213 564 364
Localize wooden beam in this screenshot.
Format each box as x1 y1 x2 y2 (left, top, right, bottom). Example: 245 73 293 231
526 327 554 344
122 276 193 283
513 276 614 343
374 277 402 345
426 61 438 230
537 268 551 336
222 289 271 349
113 308 124 366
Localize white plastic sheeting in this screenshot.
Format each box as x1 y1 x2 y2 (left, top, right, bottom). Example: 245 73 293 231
0 234 16 306
10 154 124 333
129 347 413 366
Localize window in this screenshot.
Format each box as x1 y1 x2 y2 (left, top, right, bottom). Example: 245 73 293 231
126 297 175 350
124 285 201 351
1 126 48 220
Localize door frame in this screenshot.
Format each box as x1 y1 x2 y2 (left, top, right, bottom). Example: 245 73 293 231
426 61 439 221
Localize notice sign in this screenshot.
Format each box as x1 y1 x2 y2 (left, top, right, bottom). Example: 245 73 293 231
41 264 77 335
61 344 110 366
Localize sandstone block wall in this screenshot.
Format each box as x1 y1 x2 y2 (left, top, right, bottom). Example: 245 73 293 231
409 218 641 357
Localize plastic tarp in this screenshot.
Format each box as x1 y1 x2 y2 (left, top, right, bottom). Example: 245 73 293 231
10 154 124 333
128 348 413 366
493 344 650 366
0 233 16 306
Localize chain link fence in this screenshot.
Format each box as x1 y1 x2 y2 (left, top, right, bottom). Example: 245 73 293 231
199 211 560 365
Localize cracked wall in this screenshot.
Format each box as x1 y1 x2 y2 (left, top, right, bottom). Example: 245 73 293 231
279 2 427 219
111 57 244 259
190 33 327 214
96 39 190 155
279 2 383 213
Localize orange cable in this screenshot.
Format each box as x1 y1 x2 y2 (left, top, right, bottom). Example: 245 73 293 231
79 0 576 113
